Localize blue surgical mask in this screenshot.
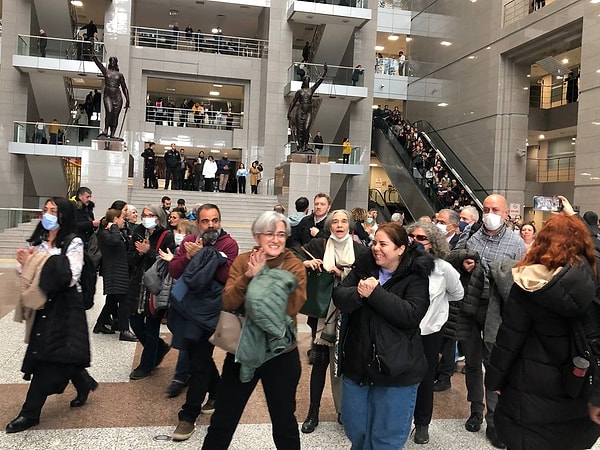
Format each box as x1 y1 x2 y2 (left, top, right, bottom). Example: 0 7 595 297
366 217 374 224
458 221 468 232
41 213 59 231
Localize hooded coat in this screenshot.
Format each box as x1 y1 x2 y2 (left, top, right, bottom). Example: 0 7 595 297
486 260 600 450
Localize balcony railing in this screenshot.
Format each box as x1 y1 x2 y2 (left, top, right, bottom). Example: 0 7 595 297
130 26 268 59
288 62 366 87
378 0 411 10
0 208 41 233
145 106 243 130
291 0 370 8
529 78 579 109
503 0 556 26
526 155 575 182
16 34 105 61
14 121 100 146
284 142 362 164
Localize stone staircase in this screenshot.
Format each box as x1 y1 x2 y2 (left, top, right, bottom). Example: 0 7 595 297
0 220 40 259
128 188 280 253
0 191 280 260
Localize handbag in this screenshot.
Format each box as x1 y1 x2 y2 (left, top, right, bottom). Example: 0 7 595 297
299 246 334 318
209 311 245 354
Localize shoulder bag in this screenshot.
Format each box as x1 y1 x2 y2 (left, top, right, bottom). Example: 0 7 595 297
299 246 334 318
209 311 245 354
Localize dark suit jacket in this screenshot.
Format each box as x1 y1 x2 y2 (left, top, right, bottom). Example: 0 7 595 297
287 213 330 249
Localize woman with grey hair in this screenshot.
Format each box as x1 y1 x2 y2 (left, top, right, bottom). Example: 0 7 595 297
202 211 307 450
127 204 175 379
405 220 464 444
292 209 370 433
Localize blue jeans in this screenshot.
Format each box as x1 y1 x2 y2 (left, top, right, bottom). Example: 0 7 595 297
341 376 418 450
174 349 191 383
130 312 168 372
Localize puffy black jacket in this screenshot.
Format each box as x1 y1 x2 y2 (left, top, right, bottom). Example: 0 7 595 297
333 247 434 387
97 224 130 294
486 261 600 450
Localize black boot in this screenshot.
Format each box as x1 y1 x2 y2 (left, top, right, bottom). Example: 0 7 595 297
301 404 319 434
70 372 99 407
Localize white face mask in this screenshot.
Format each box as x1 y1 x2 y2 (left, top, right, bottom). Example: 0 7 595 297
482 213 503 231
330 233 351 243
174 233 185 246
435 223 447 234
142 217 157 229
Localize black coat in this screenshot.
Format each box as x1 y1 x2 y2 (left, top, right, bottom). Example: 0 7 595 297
287 213 330 249
333 247 434 387
74 200 96 243
127 225 175 314
23 254 91 378
97 224 130 294
486 261 600 450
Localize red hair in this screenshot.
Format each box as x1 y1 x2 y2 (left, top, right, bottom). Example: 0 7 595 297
515 215 596 276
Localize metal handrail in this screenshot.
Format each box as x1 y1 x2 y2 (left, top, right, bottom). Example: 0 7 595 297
16 34 106 61
526 155 575 182
283 142 361 164
145 106 243 129
13 121 100 146
288 0 370 9
130 26 268 58
288 62 366 87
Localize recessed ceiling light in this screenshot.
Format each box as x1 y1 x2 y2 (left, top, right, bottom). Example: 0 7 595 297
582 172 591 176
438 102 448 107
213 84 223 87
486 46 492 50
369 163 378 167
523 87 529 90
468 56 475 60
406 36 412 42
209 91 220 96
562 58 569 64
539 134 545 139
71 0 83 6
591 0 600 4
166 87 175 92
388 35 399 41
441 41 452 46
593 122 600 125
374 46 384 51
526 74 531 77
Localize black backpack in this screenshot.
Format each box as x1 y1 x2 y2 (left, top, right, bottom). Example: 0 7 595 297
87 229 102 271
63 233 97 310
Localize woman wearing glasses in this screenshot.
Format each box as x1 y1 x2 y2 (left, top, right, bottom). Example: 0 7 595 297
405 221 464 444
202 211 307 450
332 222 434 449
292 210 369 433
168 209 186 231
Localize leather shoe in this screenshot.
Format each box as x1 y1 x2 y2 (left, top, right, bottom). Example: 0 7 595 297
165 380 187 398
155 342 171 367
119 330 138 342
465 412 483 432
130 368 152 380
93 324 115 334
486 427 506 449
70 376 99 407
433 379 451 392
6 415 39 433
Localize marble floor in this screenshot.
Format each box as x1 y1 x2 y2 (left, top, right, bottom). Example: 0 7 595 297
0 260 597 449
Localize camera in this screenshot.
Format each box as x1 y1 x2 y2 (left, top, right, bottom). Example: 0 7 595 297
533 196 563 212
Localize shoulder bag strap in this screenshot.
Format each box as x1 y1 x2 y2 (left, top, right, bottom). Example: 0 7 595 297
155 230 169 251
301 245 318 261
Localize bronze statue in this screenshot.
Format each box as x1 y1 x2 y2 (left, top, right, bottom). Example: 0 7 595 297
91 44 130 139
287 63 327 152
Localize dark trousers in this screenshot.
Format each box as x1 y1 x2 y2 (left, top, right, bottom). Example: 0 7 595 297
204 177 215 192
20 363 90 420
436 336 456 383
165 168 177 190
251 184 258 194
130 312 169 372
308 343 329 406
237 176 246 193
96 293 129 331
202 348 301 450
144 168 157 188
179 339 220 423
460 306 497 424
414 331 443 425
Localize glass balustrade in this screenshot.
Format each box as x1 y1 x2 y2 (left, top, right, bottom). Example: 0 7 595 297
17 34 105 62
14 121 101 147
284 142 361 164
288 62 365 87
0 208 41 233
145 106 243 129
289 0 370 8
130 26 268 58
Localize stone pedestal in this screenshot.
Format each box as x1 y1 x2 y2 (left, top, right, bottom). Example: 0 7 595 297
91 139 126 152
287 152 320 164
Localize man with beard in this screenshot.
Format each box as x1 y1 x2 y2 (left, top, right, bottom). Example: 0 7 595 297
73 186 100 245
287 192 331 248
167 204 239 441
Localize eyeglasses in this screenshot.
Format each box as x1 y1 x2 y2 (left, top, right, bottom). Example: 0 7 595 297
169 216 179 220
141 213 156 218
260 231 287 240
200 218 220 225
409 234 429 242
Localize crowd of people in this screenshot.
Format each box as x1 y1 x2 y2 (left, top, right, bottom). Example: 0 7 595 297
144 98 238 130
7 186 600 450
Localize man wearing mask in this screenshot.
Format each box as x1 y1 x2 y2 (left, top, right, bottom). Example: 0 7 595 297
287 193 331 248
434 208 461 250
164 143 181 190
455 194 525 449
454 205 481 248
74 186 100 245
167 203 239 441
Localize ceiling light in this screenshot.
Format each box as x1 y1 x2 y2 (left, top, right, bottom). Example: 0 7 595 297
526 74 531 77
209 91 220 96
388 35 399 41
438 102 448 107
406 36 412 42
562 58 569 64
169 9 179 16
556 75 563 79
441 41 452 46
592 0 600 4
374 45 384 51
592 177 600 180
369 163 378 167
593 122 600 125
210 149 221 153
582 172 591 176
523 87 529 90
572 137 577 140
71 0 83 6
486 46 491 50
468 56 475 60
213 84 223 87
539 134 545 139
166 87 175 92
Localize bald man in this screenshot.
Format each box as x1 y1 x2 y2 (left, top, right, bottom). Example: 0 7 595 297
455 194 525 449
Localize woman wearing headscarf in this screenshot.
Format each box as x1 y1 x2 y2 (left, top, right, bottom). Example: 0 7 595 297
292 209 369 433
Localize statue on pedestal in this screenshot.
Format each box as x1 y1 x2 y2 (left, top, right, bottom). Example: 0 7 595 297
91 43 130 140
287 63 327 153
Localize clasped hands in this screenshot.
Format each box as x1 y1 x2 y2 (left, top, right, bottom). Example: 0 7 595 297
357 277 378 299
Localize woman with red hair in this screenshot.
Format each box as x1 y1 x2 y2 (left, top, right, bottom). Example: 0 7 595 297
486 196 600 450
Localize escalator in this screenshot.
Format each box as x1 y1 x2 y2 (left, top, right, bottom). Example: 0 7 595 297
372 118 444 220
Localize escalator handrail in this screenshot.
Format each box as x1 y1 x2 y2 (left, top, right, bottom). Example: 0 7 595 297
368 188 392 222
373 118 446 212
413 120 487 209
